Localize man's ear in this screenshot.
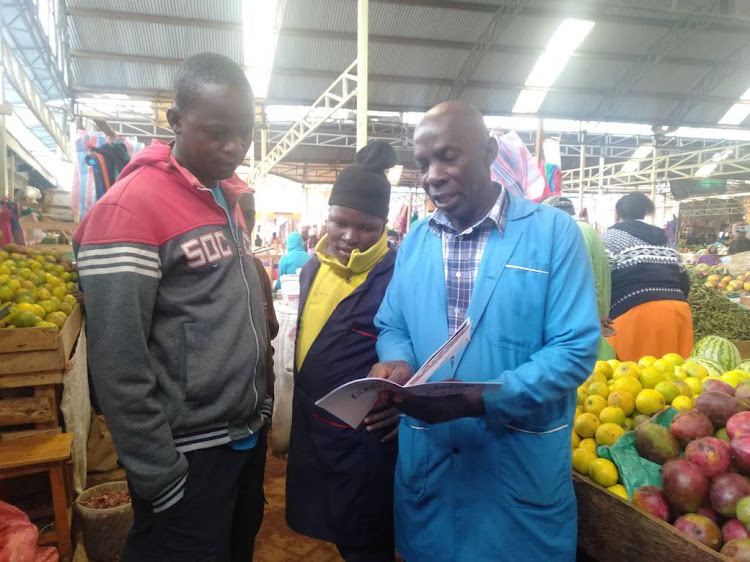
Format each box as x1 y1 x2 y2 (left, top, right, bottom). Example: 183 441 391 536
167 107 181 134
484 137 499 167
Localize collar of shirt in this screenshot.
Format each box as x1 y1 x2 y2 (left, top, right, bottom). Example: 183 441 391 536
428 183 508 237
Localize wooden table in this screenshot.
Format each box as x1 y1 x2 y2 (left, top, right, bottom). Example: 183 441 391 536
0 433 74 560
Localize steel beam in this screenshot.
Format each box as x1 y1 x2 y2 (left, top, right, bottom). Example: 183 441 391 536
665 40 750 125
69 51 749 109
269 66 746 107
1 38 69 159
448 0 530 100
564 142 750 193
4 0 68 101
249 60 359 184
280 27 718 69
71 50 182 66
370 0 750 36
357 0 368 149
65 7 242 32
594 0 721 121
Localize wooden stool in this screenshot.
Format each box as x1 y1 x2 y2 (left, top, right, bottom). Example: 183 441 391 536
0 433 74 560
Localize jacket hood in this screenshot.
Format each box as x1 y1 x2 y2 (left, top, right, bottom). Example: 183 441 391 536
611 219 667 246
287 232 306 252
118 140 250 204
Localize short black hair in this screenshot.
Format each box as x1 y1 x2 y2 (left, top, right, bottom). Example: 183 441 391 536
616 192 655 220
545 196 576 216
174 52 253 112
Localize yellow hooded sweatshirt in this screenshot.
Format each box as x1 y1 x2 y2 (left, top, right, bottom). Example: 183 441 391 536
296 231 389 371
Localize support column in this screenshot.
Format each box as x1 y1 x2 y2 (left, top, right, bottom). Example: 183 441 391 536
0 57 7 200
535 119 543 162
356 0 368 150
651 142 658 203
578 133 586 212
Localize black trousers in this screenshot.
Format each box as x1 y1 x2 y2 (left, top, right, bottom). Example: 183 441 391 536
123 430 267 562
336 542 396 562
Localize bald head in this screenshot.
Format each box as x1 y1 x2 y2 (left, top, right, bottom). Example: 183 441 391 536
413 101 499 231
418 101 489 146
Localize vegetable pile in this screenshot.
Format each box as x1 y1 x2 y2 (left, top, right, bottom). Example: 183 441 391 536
688 270 750 342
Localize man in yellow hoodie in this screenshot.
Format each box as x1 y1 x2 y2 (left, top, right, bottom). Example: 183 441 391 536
286 140 399 561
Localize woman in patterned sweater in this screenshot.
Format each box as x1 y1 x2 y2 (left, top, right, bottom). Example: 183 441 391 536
602 192 693 361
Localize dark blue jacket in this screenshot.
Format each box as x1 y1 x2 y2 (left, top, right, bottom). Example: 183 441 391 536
286 248 397 547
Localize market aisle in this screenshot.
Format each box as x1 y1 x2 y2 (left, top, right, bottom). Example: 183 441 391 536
255 449 342 562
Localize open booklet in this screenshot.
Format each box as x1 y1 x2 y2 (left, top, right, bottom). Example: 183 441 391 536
315 318 503 428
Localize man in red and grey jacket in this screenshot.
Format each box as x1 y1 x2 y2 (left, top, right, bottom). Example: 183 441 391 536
74 53 270 561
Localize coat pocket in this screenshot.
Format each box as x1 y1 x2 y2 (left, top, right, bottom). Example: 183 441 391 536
397 417 430 500
182 322 223 404
499 418 570 509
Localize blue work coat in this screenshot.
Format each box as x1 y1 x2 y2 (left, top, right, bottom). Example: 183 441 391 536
375 195 600 562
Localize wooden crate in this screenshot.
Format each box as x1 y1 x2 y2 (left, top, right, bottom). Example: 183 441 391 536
574 473 728 561
0 306 83 440
0 304 82 375
733 340 750 360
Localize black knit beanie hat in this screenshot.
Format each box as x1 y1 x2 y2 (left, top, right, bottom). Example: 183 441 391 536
329 140 397 220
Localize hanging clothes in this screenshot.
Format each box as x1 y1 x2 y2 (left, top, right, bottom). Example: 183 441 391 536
71 131 143 219
0 202 13 246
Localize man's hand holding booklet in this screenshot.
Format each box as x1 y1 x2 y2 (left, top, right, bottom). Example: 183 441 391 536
315 319 503 428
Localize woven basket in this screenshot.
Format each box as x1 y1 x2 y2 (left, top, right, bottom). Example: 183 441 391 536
75 481 133 561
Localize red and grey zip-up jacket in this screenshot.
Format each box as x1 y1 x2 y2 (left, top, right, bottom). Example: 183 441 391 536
73 140 269 513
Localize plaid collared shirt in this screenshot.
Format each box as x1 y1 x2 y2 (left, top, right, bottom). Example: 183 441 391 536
429 185 510 334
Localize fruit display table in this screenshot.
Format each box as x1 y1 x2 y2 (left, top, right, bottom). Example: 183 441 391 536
574 473 728 561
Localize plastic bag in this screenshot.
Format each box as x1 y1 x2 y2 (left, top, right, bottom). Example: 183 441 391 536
271 302 298 454
597 408 679 499
0 501 58 562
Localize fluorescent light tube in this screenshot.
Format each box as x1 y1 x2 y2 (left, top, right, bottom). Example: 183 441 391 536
717 86 750 126
512 18 595 114
512 90 548 114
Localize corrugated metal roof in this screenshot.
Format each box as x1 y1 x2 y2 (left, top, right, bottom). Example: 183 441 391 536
69 15 242 61
283 0 356 33
72 58 177 92
369 43 470 80
274 36 354 73
65 0 750 132
369 3 488 43
67 0 241 23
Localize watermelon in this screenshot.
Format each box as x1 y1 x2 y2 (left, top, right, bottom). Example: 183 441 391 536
692 336 742 372
687 357 725 377
738 360 750 374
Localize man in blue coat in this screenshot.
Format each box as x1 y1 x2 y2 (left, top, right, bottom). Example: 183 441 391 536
370 102 600 561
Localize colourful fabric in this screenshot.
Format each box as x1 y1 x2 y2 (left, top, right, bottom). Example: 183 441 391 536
296 231 389 371
577 220 616 360
274 232 311 290
697 253 721 267
490 131 546 201
607 300 694 361
428 184 508 334
374 196 600 561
